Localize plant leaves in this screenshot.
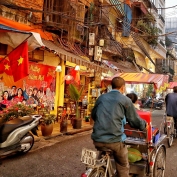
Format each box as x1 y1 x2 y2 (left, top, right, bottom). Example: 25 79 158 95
69 84 80 101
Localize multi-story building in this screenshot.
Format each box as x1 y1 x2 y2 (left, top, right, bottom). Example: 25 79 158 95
101 0 166 74
0 0 170 112
165 17 177 81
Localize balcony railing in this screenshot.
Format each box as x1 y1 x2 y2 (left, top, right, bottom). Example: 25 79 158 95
159 40 165 47
159 14 165 23
151 2 158 13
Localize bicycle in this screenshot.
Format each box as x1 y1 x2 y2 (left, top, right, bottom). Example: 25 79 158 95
163 113 176 147
81 125 166 177
81 147 116 177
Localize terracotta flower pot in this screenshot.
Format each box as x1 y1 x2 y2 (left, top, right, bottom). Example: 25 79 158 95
60 120 68 133
72 118 82 129
41 124 53 136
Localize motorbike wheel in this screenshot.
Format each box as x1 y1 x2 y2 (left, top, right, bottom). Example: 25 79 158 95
18 132 34 155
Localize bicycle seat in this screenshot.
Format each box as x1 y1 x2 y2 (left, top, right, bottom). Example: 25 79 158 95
96 147 112 152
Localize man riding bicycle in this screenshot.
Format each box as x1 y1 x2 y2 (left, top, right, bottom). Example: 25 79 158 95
91 77 147 177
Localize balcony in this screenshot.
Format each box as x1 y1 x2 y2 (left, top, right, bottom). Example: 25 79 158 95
142 0 152 8
159 40 165 47
132 1 148 14
151 2 158 13
169 67 175 75
159 14 165 23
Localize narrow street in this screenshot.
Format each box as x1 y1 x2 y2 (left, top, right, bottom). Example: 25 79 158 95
0 109 177 177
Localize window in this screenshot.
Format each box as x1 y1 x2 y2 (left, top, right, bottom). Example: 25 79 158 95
28 49 44 62
43 0 66 23
0 43 8 55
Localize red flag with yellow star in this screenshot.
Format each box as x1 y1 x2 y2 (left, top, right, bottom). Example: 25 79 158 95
8 41 29 82
3 57 12 75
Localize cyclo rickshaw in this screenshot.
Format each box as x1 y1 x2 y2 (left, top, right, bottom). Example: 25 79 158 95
124 110 166 177
81 110 167 177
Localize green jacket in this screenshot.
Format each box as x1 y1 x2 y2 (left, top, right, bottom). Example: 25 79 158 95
91 90 146 143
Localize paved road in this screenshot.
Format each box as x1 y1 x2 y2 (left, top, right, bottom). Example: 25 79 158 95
0 109 177 177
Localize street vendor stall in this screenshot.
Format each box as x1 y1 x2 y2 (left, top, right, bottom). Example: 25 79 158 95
102 73 169 94
168 82 177 89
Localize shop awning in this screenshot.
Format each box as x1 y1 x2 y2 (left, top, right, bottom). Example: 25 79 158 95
103 73 169 91
0 24 45 51
42 39 109 73
0 16 53 41
168 82 177 89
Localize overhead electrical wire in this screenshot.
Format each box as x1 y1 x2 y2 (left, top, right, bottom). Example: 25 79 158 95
1 1 176 42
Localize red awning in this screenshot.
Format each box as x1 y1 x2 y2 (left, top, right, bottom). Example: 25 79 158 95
103 73 169 90
168 82 177 89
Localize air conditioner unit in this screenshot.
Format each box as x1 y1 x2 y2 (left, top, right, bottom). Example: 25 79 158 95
94 46 102 61
89 47 94 56
89 33 95 45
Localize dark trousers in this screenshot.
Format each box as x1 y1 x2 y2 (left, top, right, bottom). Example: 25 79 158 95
93 141 129 177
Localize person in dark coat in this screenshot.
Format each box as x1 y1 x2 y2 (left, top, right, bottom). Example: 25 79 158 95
165 86 177 128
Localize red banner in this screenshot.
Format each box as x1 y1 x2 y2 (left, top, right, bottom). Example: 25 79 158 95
0 62 56 108
0 61 56 90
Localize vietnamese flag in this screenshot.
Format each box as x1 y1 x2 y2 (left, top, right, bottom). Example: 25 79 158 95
8 41 29 82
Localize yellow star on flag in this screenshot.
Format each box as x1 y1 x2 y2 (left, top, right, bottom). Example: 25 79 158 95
4 64 10 70
17 56 24 66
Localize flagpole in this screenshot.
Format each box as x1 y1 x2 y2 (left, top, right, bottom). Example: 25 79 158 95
0 33 32 63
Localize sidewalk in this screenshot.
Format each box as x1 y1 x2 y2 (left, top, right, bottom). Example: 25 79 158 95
31 120 93 152
31 109 164 153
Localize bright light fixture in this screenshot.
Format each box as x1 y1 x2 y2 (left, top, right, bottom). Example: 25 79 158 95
75 65 80 71
56 65 62 72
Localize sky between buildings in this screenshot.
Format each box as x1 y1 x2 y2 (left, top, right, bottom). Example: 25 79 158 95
165 1 177 17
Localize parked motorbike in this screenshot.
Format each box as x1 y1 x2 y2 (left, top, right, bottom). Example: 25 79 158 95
142 98 164 110
0 115 42 157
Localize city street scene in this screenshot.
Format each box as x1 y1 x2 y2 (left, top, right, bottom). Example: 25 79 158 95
0 0 177 177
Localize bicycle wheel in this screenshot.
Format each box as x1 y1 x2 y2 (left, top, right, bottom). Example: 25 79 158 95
88 167 106 177
153 146 166 177
167 122 174 147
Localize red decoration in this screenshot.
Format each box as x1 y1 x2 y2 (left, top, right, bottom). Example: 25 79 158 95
0 62 4 74
8 41 29 82
3 58 12 75
70 68 80 85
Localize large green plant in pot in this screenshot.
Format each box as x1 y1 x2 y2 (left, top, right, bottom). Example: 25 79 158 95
69 84 84 119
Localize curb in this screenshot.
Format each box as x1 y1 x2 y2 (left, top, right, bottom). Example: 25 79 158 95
65 127 93 135
32 126 92 152
34 125 92 141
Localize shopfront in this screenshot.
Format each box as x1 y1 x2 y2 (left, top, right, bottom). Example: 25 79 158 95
0 22 109 121
102 73 169 98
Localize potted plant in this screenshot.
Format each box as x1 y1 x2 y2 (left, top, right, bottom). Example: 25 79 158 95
1 103 35 122
68 84 84 129
40 109 56 136
59 109 68 133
